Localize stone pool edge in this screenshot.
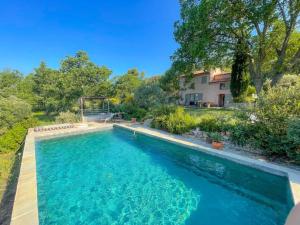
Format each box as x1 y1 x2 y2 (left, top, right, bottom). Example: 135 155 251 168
10 123 114 225
114 124 300 205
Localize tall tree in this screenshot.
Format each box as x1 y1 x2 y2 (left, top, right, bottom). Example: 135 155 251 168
230 39 250 101
32 51 112 113
173 0 300 93
113 69 144 103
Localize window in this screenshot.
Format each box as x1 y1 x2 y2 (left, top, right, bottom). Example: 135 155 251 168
201 76 208 84
195 93 203 101
220 82 229 90
185 93 203 105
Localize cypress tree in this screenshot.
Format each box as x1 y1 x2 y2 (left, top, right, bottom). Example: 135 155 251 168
230 39 250 102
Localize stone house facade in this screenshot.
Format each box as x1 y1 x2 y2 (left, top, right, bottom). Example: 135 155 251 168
179 69 232 107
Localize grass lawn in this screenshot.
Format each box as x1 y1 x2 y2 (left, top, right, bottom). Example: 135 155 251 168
32 111 56 125
185 107 237 119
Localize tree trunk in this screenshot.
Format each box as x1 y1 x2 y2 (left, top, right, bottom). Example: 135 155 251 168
253 76 264 94
249 59 263 94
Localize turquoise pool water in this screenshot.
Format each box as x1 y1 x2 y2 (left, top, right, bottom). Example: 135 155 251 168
36 128 293 225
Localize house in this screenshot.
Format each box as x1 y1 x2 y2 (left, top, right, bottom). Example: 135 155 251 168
179 69 232 107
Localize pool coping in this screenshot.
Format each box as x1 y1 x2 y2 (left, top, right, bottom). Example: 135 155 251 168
10 122 300 225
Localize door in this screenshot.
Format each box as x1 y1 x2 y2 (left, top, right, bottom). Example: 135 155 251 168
218 94 225 107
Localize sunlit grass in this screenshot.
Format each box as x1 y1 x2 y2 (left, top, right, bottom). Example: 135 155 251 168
0 152 15 200
32 111 56 126
185 107 236 118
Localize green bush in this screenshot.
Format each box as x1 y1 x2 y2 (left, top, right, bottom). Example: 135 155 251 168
151 115 168 130
151 107 197 134
0 118 38 153
208 132 224 142
287 118 300 145
149 104 177 117
198 114 237 132
286 118 300 162
55 111 79 123
230 77 300 163
0 96 32 135
113 104 147 121
230 121 257 146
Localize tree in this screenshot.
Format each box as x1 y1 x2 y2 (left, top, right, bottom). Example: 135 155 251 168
0 70 22 97
60 51 112 98
230 39 250 101
160 65 180 102
32 62 62 113
173 0 300 93
32 51 112 113
113 69 144 103
134 76 166 109
0 96 31 135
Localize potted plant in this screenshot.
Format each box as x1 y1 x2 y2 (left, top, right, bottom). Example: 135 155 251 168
208 132 224 150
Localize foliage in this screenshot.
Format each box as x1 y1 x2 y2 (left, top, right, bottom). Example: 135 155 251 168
32 111 56 126
230 121 258 146
159 66 180 100
0 96 32 135
0 118 38 154
0 70 37 107
55 111 79 124
151 107 197 134
198 114 237 132
149 104 177 118
173 0 300 93
230 39 250 101
0 70 22 95
231 78 300 163
134 77 166 109
208 132 223 142
32 51 112 113
113 104 147 121
287 118 300 146
113 69 144 104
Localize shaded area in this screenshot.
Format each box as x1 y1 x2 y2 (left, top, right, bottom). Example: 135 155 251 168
0 146 23 225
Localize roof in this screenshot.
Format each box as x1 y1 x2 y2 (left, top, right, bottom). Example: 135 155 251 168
209 73 231 83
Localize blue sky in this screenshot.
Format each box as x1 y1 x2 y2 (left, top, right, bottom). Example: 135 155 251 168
0 0 180 77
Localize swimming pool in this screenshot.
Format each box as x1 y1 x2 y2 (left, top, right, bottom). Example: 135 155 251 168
35 127 293 225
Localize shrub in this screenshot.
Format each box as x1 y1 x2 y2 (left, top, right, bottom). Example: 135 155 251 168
230 77 300 163
287 118 300 145
113 104 147 121
208 132 223 142
286 118 300 162
0 118 38 153
150 104 177 117
55 111 79 123
151 107 197 134
166 108 197 134
151 115 168 130
198 114 237 132
0 96 32 135
230 121 257 146
198 116 220 132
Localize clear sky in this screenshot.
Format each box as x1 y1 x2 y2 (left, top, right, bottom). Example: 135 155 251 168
0 0 180 77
